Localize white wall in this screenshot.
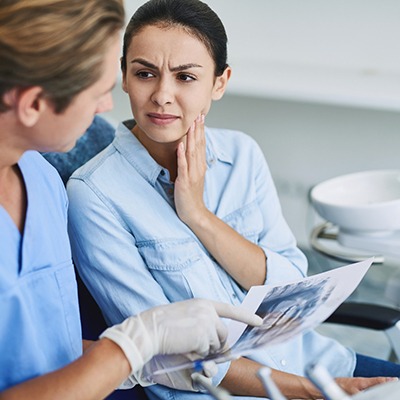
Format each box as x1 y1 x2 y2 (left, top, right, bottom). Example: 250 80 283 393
105 1 400 247
122 0 400 109
123 0 400 72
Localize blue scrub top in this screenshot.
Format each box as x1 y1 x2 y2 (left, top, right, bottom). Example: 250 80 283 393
0 151 82 391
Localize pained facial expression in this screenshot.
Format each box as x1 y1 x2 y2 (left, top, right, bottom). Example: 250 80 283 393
122 24 230 147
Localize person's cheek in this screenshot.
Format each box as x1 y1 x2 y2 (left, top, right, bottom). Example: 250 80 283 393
201 101 212 117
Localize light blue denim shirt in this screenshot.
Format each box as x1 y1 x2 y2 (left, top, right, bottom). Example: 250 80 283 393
68 121 355 399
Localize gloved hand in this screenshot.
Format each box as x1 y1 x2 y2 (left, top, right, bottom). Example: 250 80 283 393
117 354 218 391
100 298 261 388
134 354 219 391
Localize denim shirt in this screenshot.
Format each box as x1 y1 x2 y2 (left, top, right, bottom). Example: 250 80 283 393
68 121 355 400
0 151 82 390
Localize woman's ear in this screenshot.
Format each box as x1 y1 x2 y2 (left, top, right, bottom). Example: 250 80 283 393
211 66 231 101
121 59 128 93
122 73 128 93
16 86 47 127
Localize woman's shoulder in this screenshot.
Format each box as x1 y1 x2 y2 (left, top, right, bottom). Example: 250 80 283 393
205 126 261 155
207 124 258 141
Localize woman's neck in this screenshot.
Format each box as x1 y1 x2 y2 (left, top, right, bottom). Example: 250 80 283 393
131 126 182 182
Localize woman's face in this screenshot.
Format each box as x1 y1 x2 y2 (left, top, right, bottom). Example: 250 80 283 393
122 24 230 147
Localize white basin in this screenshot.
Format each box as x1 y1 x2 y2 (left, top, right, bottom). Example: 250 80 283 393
311 170 400 232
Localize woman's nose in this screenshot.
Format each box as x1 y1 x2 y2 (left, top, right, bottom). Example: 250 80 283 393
151 79 174 106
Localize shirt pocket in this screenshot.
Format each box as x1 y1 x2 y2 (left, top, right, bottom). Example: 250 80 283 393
222 200 264 243
137 238 231 303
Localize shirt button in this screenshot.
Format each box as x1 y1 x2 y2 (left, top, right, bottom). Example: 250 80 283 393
281 359 287 367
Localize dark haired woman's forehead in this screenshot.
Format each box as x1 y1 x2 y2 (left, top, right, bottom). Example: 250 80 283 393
122 0 228 76
125 24 217 74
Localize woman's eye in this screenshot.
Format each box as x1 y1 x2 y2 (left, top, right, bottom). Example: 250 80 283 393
178 73 196 82
136 71 155 79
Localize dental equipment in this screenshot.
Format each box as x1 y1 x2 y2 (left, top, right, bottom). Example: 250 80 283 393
305 362 351 400
257 367 287 400
191 372 232 400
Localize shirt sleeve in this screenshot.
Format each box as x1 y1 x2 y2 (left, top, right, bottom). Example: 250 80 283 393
67 177 170 326
252 141 308 285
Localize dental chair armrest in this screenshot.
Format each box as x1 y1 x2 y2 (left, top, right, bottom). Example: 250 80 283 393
327 302 400 330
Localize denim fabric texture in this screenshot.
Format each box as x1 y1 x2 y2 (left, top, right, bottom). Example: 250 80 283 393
67 121 356 400
354 354 400 378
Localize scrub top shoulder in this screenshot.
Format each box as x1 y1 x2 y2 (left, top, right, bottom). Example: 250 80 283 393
0 151 82 391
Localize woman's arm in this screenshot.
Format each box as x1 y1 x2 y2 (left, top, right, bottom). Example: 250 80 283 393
82 339 94 353
174 117 306 290
221 358 391 399
179 204 266 290
0 339 130 400
174 117 266 290
221 358 318 399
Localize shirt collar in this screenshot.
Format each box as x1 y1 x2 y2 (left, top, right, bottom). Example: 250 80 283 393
205 129 233 167
113 120 233 184
113 120 163 185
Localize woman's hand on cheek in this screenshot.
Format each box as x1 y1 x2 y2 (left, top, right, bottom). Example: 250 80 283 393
174 114 207 225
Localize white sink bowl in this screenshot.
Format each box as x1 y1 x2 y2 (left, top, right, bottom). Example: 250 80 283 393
311 170 400 232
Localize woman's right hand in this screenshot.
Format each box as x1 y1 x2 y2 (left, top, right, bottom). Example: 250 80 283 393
335 376 397 396
174 114 207 226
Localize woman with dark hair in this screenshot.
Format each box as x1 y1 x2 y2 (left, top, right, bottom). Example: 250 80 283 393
68 0 400 398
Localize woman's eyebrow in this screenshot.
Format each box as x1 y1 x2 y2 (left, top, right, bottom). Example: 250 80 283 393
130 58 203 72
170 63 203 72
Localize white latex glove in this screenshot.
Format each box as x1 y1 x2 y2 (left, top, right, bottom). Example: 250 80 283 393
100 298 261 387
134 354 219 391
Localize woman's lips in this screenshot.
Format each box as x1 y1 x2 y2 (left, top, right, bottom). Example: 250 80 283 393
147 113 179 126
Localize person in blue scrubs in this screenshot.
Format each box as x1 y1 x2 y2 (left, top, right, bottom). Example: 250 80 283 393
0 1 261 399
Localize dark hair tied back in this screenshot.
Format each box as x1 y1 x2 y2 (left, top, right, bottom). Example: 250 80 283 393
122 0 228 76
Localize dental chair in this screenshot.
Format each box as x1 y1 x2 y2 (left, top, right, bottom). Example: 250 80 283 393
326 302 400 362
43 116 148 400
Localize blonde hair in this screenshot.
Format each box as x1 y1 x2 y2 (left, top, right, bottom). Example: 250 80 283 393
0 0 125 113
